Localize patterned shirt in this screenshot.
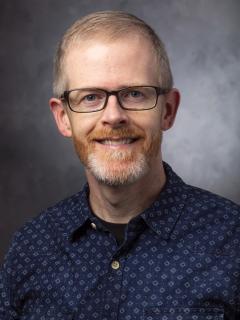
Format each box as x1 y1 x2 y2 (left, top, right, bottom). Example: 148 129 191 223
1 163 240 320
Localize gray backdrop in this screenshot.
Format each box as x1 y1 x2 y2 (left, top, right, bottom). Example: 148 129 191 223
0 0 240 264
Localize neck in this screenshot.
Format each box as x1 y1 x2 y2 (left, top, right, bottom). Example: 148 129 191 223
86 160 166 224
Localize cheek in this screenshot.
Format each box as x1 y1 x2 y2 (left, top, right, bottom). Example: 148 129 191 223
143 112 162 136
137 112 162 134
70 115 99 138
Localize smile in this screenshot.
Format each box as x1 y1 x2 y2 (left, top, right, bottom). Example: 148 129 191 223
98 138 137 145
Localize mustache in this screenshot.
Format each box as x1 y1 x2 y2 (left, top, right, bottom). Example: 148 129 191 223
87 127 145 141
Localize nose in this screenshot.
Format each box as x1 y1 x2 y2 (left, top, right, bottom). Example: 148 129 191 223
100 95 129 127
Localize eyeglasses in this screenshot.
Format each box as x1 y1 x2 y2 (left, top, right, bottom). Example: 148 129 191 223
60 86 170 113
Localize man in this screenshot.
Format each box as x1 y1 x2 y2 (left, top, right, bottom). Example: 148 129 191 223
0 11 239 320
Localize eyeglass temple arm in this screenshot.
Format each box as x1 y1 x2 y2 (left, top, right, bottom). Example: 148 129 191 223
156 87 170 95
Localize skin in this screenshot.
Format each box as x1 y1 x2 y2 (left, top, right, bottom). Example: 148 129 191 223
49 35 180 224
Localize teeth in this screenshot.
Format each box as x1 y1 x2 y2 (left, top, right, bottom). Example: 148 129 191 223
100 139 134 145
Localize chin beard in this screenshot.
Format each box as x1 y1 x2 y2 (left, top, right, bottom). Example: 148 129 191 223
86 151 150 186
73 127 162 187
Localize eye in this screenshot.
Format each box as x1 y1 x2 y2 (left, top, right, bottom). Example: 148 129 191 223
121 88 146 102
84 94 98 102
80 91 105 105
128 90 143 98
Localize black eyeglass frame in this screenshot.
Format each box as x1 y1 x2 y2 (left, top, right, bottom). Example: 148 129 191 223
60 86 170 113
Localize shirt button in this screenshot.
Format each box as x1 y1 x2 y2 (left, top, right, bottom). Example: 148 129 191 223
90 222 97 230
111 260 120 270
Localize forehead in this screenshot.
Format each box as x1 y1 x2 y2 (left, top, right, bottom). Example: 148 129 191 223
64 35 159 89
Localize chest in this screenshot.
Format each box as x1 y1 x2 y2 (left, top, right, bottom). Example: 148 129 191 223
18 228 238 319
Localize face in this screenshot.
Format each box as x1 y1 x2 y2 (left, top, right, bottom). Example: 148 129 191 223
50 35 179 186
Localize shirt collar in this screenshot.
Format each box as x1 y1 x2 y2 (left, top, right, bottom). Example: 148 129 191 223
52 162 188 241
140 162 188 239
49 187 92 242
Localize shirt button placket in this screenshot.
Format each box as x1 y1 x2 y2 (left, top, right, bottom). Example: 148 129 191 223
101 258 123 319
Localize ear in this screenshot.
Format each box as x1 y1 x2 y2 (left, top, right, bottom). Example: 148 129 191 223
161 88 180 131
49 98 72 137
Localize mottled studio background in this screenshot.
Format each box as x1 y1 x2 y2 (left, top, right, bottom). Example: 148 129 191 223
0 0 240 264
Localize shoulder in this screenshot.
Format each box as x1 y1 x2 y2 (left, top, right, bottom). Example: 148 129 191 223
183 183 240 214
0 190 87 314
4 190 86 264
164 161 240 217
180 183 240 255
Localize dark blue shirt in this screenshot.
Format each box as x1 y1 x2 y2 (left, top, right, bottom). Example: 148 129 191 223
1 163 240 319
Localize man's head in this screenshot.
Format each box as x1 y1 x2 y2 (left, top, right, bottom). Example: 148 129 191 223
50 11 180 187
53 11 173 97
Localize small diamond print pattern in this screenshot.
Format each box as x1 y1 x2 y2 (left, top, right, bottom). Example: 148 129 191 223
0 163 240 319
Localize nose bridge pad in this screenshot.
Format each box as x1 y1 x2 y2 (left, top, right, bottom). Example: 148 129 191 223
107 91 124 110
